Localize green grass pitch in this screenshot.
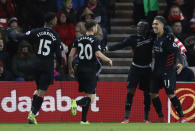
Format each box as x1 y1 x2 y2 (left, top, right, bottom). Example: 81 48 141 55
0 122 195 131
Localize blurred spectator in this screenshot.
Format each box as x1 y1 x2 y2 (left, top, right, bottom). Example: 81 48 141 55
0 0 15 18
77 0 108 46
0 0 16 28
176 55 195 81
0 35 9 69
55 11 75 52
168 5 185 23
164 0 193 21
171 20 188 42
56 0 86 11
12 40 35 81
167 5 189 33
4 17 23 63
98 0 114 33
79 0 108 29
0 59 14 81
143 0 159 28
133 0 145 25
57 0 77 25
72 0 86 11
15 0 57 31
76 7 103 40
184 36 195 66
54 58 61 81
177 67 195 81
189 8 195 35
54 11 75 80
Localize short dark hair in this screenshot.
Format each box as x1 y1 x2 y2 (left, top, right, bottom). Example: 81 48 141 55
85 19 97 31
44 12 56 24
171 20 182 26
154 16 167 25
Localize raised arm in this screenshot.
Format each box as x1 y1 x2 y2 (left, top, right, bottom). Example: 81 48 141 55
108 35 134 51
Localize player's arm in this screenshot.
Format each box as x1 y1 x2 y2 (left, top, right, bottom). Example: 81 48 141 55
164 34 184 74
107 35 133 51
164 26 187 55
75 22 82 38
68 48 77 78
95 51 112 66
55 38 63 66
176 52 187 74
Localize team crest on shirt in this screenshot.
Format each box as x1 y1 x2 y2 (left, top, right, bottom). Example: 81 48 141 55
25 31 31 35
98 45 101 50
172 42 177 47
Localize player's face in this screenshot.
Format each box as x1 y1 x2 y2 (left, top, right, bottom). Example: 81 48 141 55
152 19 164 35
137 21 149 36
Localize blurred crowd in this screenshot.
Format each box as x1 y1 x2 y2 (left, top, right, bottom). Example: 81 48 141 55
0 0 195 81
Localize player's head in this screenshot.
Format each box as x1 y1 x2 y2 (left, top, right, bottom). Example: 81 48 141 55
152 16 167 35
44 12 57 28
136 20 149 36
85 19 98 33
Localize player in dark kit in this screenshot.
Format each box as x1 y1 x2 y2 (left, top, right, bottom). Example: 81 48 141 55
11 12 62 124
68 20 112 124
150 16 186 123
106 20 153 123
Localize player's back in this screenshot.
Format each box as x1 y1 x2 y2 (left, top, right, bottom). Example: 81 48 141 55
25 27 61 71
74 34 101 72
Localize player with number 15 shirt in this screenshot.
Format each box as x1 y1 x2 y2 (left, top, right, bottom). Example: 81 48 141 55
14 12 62 124
24 27 62 71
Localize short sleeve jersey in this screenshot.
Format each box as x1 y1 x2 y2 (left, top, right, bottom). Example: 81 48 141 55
23 27 62 71
25 27 61 58
73 34 101 71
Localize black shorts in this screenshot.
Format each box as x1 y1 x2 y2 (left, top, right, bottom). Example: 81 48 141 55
127 65 152 92
77 70 97 94
150 69 176 95
34 70 53 90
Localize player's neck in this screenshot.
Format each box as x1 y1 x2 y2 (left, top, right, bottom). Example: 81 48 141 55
44 24 53 29
157 29 164 37
86 31 94 35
